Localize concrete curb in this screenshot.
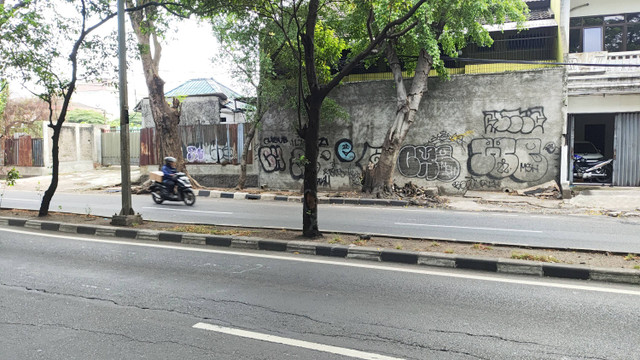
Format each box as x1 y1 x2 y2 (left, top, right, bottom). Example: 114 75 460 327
2 216 639 286
195 190 408 207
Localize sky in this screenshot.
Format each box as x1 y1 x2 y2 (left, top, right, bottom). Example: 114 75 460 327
9 4 243 119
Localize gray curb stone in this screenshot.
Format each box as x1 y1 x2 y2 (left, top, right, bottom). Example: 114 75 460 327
347 246 381 261
417 253 456 268
25 220 42 230
95 226 117 237
3 216 640 286
182 234 207 245
59 224 79 233
497 259 544 276
136 230 159 241
286 241 317 255
231 237 259 249
590 267 640 285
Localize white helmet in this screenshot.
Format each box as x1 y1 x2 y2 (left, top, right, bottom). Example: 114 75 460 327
164 156 176 164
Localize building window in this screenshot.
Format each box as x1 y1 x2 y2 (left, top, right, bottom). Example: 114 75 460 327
570 13 640 53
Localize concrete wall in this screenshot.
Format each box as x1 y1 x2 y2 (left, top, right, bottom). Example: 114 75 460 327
140 95 223 127
42 122 105 174
258 68 567 194
569 0 638 17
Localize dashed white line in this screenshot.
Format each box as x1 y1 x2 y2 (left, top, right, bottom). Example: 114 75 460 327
192 322 404 360
142 207 232 215
395 222 542 233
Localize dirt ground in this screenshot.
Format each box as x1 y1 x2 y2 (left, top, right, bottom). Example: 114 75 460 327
3 208 640 271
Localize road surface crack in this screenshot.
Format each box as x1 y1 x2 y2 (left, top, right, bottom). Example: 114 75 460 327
0 282 223 324
0 321 218 354
192 296 334 326
302 329 488 360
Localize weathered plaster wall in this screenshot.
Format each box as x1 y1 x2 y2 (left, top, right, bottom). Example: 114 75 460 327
258 68 566 194
42 123 104 173
140 96 222 127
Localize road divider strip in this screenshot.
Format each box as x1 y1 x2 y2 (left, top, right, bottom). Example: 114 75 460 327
196 190 414 207
1 216 639 286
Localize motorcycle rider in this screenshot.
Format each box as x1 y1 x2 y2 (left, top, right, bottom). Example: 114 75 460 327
162 156 178 198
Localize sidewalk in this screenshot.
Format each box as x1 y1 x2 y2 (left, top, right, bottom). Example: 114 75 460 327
4 167 640 217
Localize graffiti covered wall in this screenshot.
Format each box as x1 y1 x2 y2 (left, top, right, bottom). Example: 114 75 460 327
258 68 566 193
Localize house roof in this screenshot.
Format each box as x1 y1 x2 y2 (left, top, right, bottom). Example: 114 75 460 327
164 78 242 100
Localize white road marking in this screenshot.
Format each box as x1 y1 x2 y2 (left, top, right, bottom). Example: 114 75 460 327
3 198 40 202
192 322 404 360
395 222 542 233
141 207 232 215
2 227 639 296
490 213 519 217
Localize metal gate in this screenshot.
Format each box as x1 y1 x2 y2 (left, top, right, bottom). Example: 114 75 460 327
101 129 141 166
613 112 640 186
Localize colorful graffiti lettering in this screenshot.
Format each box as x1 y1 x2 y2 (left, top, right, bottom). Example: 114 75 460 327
335 138 355 162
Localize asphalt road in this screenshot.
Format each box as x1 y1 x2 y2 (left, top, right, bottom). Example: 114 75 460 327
1 228 639 359
3 190 640 253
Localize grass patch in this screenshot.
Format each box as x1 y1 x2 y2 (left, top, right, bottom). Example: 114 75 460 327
431 241 440 247
352 239 368 246
395 243 403 250
634 265 640 270
444 249 454 254
624 253 639 261
165 225 254 237
511 252 560 263
328 235 344 244
472 243 492 251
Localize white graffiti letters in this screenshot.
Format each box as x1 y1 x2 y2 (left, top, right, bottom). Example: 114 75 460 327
468 138 548 182
258 145 286 173
397 144 461 182
484 107 547 134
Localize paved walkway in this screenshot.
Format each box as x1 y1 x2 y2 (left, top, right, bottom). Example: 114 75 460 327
4 166 640 216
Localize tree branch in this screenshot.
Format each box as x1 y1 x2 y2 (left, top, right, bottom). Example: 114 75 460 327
322 0 428 94
389 20 418 39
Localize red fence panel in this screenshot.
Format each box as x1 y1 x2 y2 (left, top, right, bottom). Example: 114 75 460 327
4 138 18 165
140 127 158 166
18 136 33 166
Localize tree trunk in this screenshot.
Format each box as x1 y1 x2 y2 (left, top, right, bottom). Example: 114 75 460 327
236 121 256 190
302 98 322 238
127 1 186 173
362 46 432 195
38 125 60 216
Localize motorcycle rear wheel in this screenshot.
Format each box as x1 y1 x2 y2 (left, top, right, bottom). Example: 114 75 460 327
151 191 164 204
594 165 612 183
183 189 196 206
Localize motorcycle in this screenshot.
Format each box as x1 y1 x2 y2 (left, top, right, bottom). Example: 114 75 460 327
150 172 196 206
573 155 613 183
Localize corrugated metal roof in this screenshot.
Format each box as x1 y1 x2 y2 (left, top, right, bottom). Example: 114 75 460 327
164 78 242 99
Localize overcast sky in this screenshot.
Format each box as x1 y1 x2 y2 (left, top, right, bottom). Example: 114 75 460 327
9 4 242 117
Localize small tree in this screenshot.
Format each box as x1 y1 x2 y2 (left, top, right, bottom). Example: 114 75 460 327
207 10 288 189
0 167 19 208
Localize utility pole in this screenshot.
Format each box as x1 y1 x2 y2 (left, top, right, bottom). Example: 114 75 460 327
112 0 142 226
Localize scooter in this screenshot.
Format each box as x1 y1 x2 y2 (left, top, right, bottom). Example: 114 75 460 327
150 172 196 205
573 155 613 183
